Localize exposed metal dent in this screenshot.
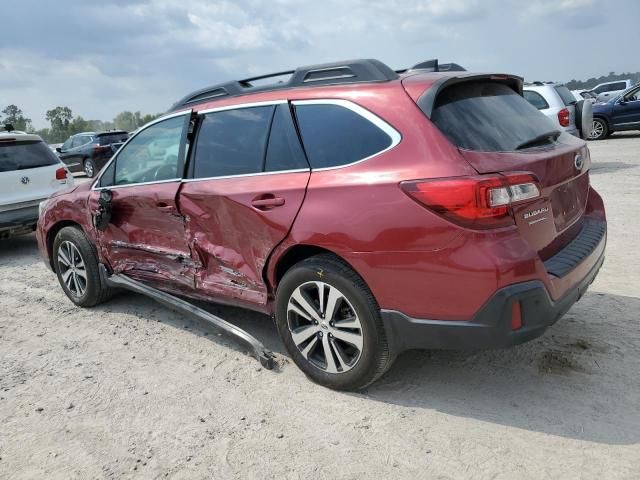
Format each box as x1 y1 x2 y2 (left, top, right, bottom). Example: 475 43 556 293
99 264 275 369
109 240 201 268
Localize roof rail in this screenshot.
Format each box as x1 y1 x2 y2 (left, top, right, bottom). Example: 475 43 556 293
171 59 399 110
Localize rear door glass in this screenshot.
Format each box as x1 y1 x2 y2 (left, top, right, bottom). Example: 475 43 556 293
294 103 392 169
554 86 577 106
429 82 556 152
523 91 549 110
192 106 273 178
265 105 308 172
0 140 60 172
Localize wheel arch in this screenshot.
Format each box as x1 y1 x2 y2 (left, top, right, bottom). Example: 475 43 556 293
47 220 86 271
270 244 361 292
593 115 612 130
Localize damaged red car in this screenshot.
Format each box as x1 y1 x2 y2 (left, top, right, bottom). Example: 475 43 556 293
37 59 606 390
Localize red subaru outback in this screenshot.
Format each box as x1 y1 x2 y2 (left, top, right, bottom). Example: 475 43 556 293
37 59 606 390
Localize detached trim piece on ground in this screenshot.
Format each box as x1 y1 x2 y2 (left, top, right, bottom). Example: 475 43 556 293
99 265 276 369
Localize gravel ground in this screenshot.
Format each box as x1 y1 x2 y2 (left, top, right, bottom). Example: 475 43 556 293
1 133 639 479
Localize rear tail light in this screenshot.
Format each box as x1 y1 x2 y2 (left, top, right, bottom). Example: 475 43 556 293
557 108 570 127
55 167 68 180
93 144 110 154
400 173 540 229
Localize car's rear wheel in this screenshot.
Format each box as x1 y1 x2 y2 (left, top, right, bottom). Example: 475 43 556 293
275 254 393 390
83 158 96 178
53 226 113 307
589 118 608 140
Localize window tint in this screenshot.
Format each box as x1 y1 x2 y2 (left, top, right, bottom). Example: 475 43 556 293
192 106 273 178
0 140 60 172
61 138 73 151
523 90 549 110
554 85 577 106
265 105 308 172
429 82 556 152
612 82 627 90
112 115 184 186
97 133 129 145
593 85 607 94
294 104 392 169
71 136 84 148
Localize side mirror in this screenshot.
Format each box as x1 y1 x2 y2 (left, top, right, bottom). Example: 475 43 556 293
618 98 627 105
55 147 62 153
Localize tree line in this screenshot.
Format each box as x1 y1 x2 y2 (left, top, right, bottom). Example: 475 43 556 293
0 104 161 144
565 71 640 91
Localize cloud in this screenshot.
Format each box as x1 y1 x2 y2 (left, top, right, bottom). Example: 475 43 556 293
0 0 637 129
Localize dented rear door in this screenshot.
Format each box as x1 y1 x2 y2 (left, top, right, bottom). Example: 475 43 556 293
179 103 310 308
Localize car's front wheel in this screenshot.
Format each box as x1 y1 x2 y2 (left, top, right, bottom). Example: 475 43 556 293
589 118 608 140
53 226 113 307
275 254 393 390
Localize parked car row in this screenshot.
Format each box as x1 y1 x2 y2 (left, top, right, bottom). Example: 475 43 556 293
56 130 129 177
0 125 74 239
34 58 607 390
522 80 640 141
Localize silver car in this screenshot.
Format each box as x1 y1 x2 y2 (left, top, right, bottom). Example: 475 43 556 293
523 82 592 140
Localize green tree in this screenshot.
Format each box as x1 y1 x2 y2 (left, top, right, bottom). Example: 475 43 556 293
45 106 73 143
1 104 32 131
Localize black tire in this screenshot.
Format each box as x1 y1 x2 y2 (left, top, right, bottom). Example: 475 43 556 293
83 158 96 178
589 118 608 140
53 226 113 307
275 254 393 390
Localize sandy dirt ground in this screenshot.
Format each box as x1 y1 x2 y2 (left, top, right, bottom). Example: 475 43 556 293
1 133 639 479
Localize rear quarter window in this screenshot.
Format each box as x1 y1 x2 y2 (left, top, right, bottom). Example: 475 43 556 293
0 140 60 172
429 81 556 152
554 85 577 106
523 90 549 110
294 103 394 169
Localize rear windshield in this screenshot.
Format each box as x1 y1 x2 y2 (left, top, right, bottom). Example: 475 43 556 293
555 85 577 106
97 133 129 145
430 82 556 152
0 140 60 172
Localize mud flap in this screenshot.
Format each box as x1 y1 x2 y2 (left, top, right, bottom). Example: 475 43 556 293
99 265 275 369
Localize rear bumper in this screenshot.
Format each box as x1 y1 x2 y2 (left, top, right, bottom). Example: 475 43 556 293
0 205 39 231
381 244 605 353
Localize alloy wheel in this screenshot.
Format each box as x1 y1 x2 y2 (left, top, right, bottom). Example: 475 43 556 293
84 160 95 177
590 120 604 139
57 240 88 298
287 281 364 374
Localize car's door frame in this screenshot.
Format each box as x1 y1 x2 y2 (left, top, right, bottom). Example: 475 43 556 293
611 86 640 129
88 109 197 288
178 99 312 311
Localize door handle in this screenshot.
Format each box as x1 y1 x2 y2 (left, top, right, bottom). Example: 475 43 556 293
251 195 285 210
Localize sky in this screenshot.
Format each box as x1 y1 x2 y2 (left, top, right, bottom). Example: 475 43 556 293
0 0 638 129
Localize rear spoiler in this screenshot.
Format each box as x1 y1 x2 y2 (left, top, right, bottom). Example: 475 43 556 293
416 73 524 118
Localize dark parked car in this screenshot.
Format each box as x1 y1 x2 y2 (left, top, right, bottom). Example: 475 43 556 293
37 59 606 390
57 131 129 177
590 83 640 140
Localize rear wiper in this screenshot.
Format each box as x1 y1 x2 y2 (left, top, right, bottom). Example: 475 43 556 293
515 130 561 150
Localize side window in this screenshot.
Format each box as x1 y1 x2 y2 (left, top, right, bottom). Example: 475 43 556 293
192 106 273 178
112 115 185 186
71 136 84 148
523 91 549 110
61 138 73 151
265 105 308 172
593 85 607 94
294 103 393 169
612 82 626 91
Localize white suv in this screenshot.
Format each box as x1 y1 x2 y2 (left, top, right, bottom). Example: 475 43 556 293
0 129 74 239
523 82 592 139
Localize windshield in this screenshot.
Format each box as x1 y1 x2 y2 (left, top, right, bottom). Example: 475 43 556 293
0 140 60 172
429 82 556 152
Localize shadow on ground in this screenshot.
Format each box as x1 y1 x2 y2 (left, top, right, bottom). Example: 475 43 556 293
3 228 639 447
